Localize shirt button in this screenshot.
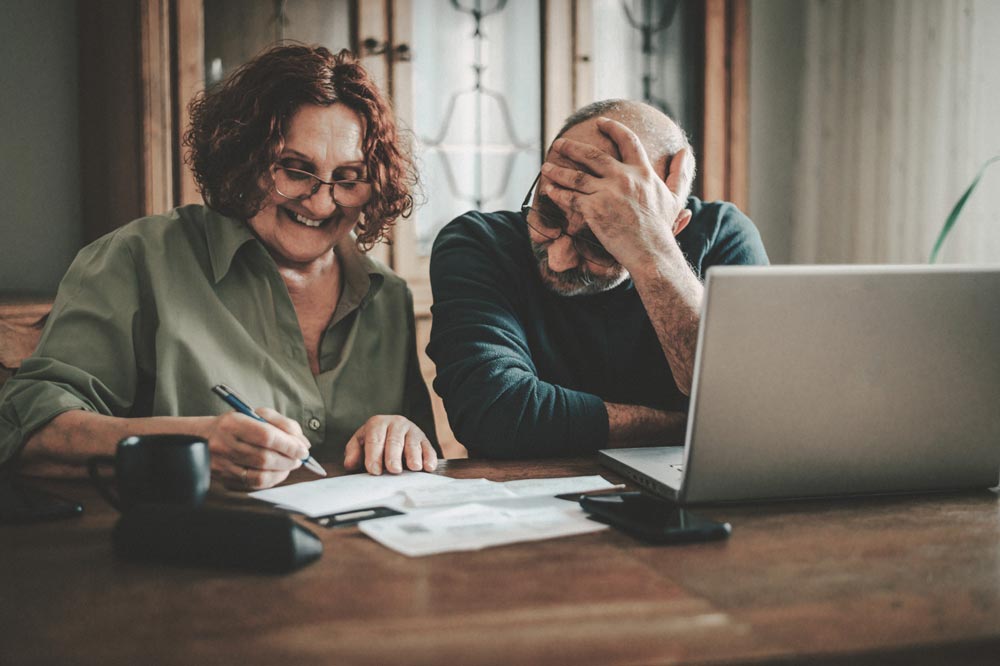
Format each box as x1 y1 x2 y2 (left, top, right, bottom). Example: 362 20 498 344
307 417 322 432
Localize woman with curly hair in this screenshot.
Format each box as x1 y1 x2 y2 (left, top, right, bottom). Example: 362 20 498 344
0 45 438 489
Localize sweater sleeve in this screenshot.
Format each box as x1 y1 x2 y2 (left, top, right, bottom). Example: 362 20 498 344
400 287 441 456
427 213 608 459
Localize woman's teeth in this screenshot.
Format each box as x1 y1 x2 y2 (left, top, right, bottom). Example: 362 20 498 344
290 210 325 227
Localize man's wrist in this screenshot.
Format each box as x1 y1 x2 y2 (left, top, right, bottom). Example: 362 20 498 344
627 242 693 287
605 402 687 447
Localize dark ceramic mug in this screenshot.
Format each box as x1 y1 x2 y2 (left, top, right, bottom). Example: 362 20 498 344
87 435 211 511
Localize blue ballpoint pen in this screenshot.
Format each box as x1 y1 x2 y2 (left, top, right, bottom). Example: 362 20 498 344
211 384 327 477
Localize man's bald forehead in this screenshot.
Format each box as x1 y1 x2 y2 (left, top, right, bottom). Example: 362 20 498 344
618 106 685 158
555 99 688 164
552 99 696 196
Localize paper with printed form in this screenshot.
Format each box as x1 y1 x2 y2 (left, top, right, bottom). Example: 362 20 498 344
248 471 452 517
359 496 608 557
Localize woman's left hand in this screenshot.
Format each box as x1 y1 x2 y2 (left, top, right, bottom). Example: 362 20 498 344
343 415 438 475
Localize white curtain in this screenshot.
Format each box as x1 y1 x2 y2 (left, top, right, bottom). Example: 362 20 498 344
792 0 1000 264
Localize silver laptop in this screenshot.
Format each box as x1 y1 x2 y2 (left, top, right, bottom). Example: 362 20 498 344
599 265 1000 503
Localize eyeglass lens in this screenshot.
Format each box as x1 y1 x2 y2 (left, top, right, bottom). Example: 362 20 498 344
525 200 616 267
273 166 372 207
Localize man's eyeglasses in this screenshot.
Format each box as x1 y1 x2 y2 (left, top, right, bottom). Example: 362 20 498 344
271 164 373 208
520 173 617 268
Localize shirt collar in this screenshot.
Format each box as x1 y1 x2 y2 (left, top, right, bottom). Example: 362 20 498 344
204 210 258 284
204 209 387 305
335 234 386 311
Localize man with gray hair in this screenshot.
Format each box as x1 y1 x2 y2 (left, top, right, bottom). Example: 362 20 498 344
428 100 768 458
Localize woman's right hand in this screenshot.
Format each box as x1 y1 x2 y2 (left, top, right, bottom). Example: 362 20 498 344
205 407 312 490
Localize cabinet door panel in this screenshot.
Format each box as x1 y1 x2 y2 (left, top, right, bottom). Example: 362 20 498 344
391 0 543 313
577 0 703 150
203 0 352 85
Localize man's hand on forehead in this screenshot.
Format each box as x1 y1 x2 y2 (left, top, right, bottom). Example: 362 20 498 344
541 117 693 272
549 137 623 177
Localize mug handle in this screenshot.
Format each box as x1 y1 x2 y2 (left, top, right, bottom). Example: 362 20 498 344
86 455 121 511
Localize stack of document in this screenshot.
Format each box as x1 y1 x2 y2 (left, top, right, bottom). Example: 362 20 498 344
360 497 605 557
250 473 617 557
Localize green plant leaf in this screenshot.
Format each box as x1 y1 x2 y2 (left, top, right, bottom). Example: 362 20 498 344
929 155 1000 264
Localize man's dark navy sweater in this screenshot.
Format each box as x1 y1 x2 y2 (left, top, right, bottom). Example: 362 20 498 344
427 198 769 458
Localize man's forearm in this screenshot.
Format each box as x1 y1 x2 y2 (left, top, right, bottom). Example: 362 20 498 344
605 402 687 448
630 251 704 396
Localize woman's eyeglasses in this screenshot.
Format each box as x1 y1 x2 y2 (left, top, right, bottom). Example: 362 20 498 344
271 164 373 208
519 173 617 268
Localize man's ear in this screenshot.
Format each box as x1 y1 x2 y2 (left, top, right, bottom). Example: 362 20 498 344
672 209 693 236
664 148 693 197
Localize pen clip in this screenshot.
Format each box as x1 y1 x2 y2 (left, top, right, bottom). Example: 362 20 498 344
210 384 231 399
211 384 265 423
213 383 250 404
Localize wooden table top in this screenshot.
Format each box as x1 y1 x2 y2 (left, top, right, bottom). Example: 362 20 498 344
2 457 999 666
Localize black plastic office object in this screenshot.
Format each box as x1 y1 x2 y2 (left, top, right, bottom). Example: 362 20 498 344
309 505 403 528
113 504 323 573
579 491 731 544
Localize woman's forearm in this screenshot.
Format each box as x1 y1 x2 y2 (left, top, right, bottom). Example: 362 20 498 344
19 410 214 476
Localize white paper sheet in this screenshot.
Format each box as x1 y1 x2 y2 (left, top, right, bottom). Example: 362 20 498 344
359 497 607 557
248 471 452 517
401 475 619 508
501 475 620 497
250 472 621 522
401 478 517 507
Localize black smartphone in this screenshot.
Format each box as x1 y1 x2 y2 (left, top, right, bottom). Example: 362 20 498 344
579 491 730 544
0 478 84 524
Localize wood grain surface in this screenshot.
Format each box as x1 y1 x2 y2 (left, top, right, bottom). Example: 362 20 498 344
0 299 51 386
2 457 998 665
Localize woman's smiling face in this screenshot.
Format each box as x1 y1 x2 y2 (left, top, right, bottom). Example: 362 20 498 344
248 102 366 269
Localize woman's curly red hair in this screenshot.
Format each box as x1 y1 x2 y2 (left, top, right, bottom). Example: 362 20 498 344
184 44 415 249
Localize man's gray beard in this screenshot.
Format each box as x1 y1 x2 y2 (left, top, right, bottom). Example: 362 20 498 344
531 241 628 296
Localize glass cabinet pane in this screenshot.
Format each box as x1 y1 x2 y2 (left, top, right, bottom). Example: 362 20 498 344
583 0 701 144
405 0 542 255
204 0 352 85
